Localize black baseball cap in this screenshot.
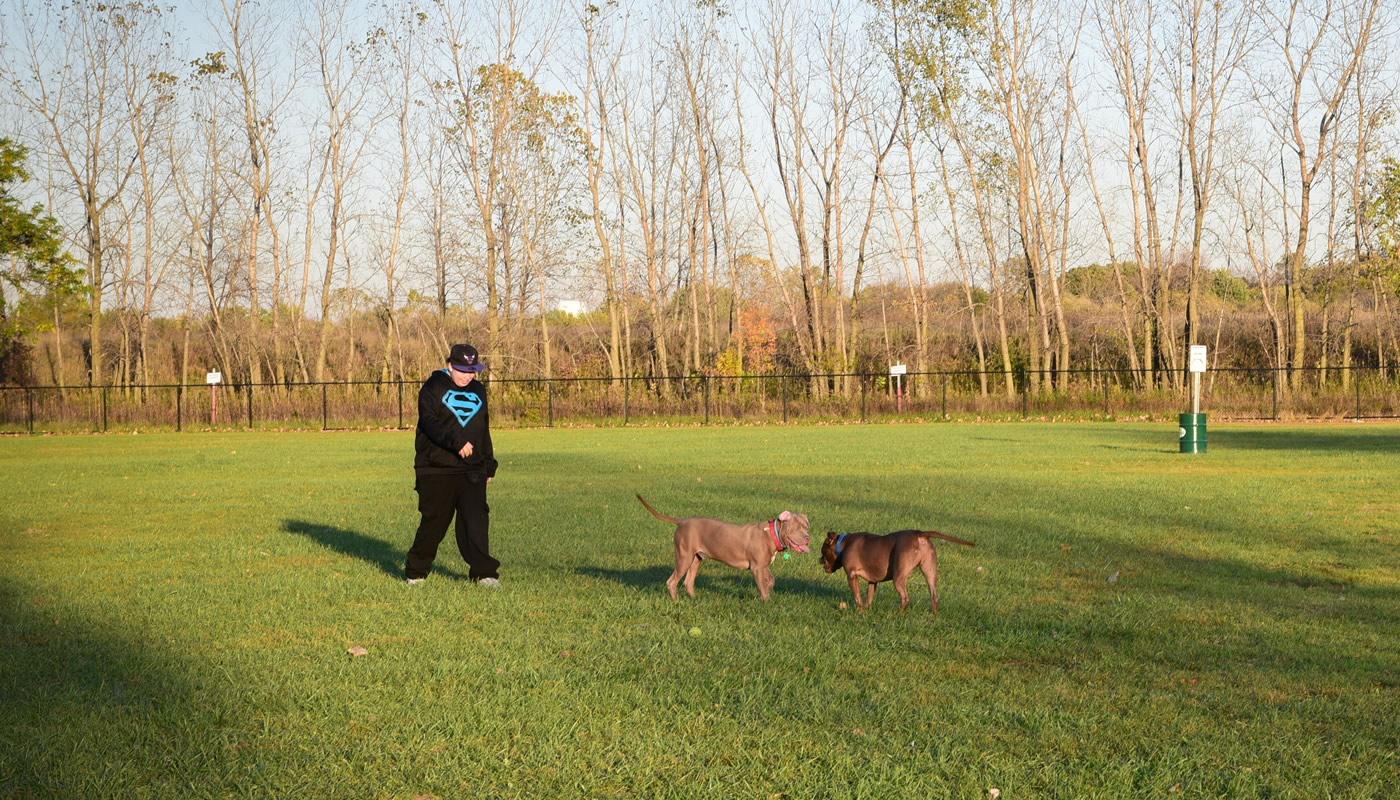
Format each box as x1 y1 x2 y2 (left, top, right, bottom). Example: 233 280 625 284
447 343 486 373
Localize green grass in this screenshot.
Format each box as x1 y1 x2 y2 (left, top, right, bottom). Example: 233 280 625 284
1 423 1397 798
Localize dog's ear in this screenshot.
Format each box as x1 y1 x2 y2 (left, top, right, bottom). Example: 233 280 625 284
779 510 792 522
819 533 839 572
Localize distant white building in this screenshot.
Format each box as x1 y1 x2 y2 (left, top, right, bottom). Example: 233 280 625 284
556 300 585 316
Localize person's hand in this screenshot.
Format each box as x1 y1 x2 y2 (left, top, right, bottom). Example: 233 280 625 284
487 477 493 484
458 442 474 458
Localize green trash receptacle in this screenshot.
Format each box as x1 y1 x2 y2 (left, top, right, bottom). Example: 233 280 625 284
1179 412 1207 453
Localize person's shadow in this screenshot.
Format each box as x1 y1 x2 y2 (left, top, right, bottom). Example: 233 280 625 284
282 520 468 581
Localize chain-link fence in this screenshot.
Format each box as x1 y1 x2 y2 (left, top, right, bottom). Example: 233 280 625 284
1 367 1397 434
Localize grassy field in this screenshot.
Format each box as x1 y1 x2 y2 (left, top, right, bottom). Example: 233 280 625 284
1 422 1397 798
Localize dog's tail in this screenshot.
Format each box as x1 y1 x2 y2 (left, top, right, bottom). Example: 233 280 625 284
917 530 976 547
636 494 682 525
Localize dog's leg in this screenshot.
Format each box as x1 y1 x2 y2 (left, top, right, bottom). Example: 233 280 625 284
920 553 939 615
666 545 693 600
847 574 865 609
865 582 878 609
682 555 703 598
894 572 913 611
750 564 775 601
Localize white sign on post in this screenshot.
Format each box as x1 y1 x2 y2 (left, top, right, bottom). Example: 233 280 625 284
206 371 223 384
1189 345 1208 374
1188 345 1208 417
889 364 907 376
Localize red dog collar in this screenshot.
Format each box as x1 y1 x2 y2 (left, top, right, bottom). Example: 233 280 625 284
767 519 784 551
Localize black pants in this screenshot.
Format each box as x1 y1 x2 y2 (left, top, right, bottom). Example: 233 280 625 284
405 472 498 581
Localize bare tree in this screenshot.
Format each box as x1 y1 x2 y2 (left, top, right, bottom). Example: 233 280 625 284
615 18 680 383
110 6 179 392
810 1 870 389
1341 24 1393 389
4 0 157 386
672 5 720 375
943 86 1017 399
1073 67 1143 384
752 0 824 381
732 43 812 379
931 138 989 393
848 60 902 390
365 6 432 382
170 53 239 379
1230 167 1289 391
1099 0 1176 388
877 0 1015 394
217 0 294 384
304 0 372 382
1168 0 1254 364
1264 0 1380 390
434 0 562 368
881 110 930 385
577 2 625 382
979 0 1068 391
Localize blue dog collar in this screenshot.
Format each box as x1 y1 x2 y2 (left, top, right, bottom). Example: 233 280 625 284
834 533 848 563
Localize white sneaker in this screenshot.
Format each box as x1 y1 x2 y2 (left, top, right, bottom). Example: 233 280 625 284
478 577 500 589
406 577 426 586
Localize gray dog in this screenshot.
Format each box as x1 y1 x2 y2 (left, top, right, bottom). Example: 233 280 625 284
637 494 811 600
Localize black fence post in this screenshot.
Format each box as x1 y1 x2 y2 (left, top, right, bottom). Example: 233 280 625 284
26 388 34 434
247 383 254 429
1272 368 1279 420
1019 368 1028 419
860 375 866 422
397 380 404 429
101 386 108 432
623 376 630 427
321 383 328 431
176 384 183 432
941 373 948 420
547 380 554 428
1355 369 1363 419
703 376 710 425
781 376 789 423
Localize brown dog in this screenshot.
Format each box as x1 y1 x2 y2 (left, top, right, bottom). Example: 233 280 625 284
637 495 811 600
820 529 974 614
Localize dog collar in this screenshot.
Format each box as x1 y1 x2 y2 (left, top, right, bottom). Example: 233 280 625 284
834 533 848 565
767 519 785 551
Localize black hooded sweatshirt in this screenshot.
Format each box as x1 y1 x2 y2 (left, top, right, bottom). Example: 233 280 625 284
414 368 497 477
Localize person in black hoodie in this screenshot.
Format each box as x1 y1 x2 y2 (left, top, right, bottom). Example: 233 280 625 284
405 343 500 586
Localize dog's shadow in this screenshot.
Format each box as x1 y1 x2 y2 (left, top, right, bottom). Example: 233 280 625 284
574 565 845 601
282 519 468 581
